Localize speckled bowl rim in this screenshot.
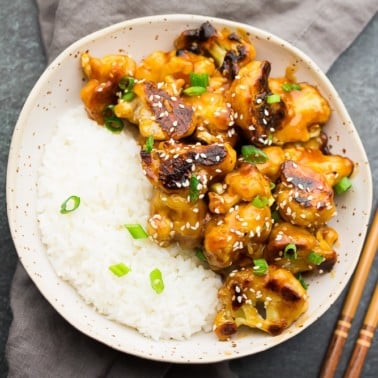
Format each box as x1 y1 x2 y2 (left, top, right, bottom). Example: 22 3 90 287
6 14 373 363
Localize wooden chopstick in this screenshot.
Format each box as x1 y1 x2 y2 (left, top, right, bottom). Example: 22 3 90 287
320 209 378 378
344 283 378 378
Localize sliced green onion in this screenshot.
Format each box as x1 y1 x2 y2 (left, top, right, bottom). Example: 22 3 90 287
296 273 308 290
183 86 207 96
109 262 131 277
189 72 209 88
241 145 268 164
284 243 297 260
122 91 136 102
144 135 154 153
149 268 164 294
308 251 326 265
103 104 124 133
189 175 200 202
252 258 269 276
266 94 281 104
118 76 136 102
60 195 80 214
269 182 276 191
282 83 302 92
333 177 352 195
104 116 124 133
251 195 269 208
195 249 207 262
124 223 148 239
118 76 135 91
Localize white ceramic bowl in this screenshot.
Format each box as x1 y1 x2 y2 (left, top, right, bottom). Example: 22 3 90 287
7 14 372 363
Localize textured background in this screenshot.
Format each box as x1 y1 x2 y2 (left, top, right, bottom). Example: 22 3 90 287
0 0 377 376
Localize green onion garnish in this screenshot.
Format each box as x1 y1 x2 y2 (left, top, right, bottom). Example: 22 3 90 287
122 91 136 102
296 273 308 290
241 145 268 164
282 83 302 92
308 251 326 265
183 86 207 96
333 177 352 195
103 104 124 133
189 175 200 202
251 195 269 208
144 135 154 153
189 72 209 88
269 182 276 191
60 195 80 214
118 76 136 102
118 76 135 91
104 116 124 133
252 258 269 276
266 94 281 104
124 223 148 239
284 243 297 260
109 262 130 277
195 249 207 262
149 268 164 294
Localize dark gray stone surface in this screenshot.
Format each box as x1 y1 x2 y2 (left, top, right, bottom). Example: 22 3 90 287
0 0 46 376
0 0 376 377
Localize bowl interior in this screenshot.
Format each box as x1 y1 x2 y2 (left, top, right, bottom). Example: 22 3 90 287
6 14 372 363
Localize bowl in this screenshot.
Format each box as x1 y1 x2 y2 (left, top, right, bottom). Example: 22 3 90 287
6 14 372 363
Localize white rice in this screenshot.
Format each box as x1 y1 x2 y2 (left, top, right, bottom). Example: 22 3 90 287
36 106 221 340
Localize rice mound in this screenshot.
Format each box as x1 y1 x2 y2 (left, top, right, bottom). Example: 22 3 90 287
37 106 222 340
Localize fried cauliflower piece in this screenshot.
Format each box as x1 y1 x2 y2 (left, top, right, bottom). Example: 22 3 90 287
229 60 286 146
208 163 272 214
283 146 354 187
255 145 354 187
254 146 286 182
140 141 237 195
147 188 207 248
275 160 336 227
183 91 238 145
174 21 256 79
266 222 338 274
80 53 136 124
114 81 196 140
135 49 225 89
269 78 331 144
203 203 272 270
214 265 308 340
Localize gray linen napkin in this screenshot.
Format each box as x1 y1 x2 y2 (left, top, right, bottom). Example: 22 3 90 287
6 1 377 377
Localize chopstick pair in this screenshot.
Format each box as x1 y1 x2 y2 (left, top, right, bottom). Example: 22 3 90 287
320 209 378 378
344 283 378 377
